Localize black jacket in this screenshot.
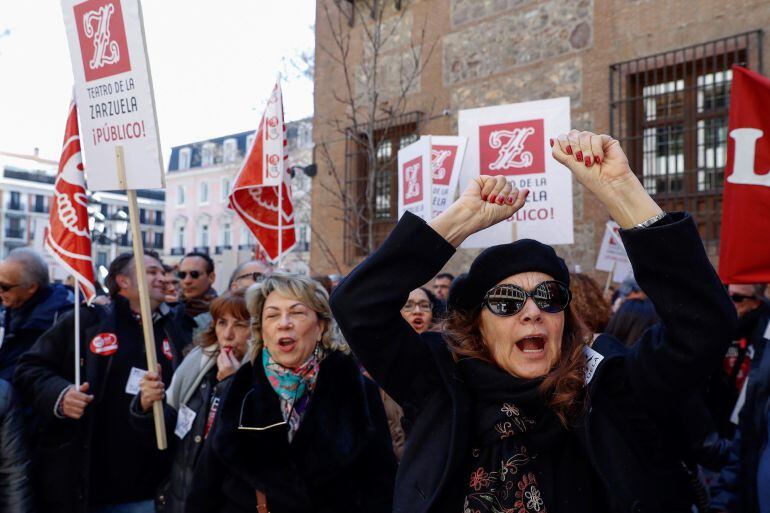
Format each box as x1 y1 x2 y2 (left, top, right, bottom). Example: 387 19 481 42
330 211 737 513
129 355 223 513
0 379 33 513
0 284 73 381
13 298 188 513
186 350 397 513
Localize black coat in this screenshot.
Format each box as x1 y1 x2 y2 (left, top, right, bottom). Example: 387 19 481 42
186 350 397 513
13 298 188 513
330 211 737 513
0 284 73 381
0 379 33 513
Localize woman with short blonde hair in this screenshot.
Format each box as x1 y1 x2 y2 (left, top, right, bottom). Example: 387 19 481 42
187 273 395 513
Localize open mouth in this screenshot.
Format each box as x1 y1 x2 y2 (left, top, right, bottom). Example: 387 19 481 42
515 335 547 354
277 337 297 353
411 317 425 329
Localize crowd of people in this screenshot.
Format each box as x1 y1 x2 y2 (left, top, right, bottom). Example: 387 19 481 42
0 129 767 513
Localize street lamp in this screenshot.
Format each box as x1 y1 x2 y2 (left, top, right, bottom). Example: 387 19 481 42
110 209 129 239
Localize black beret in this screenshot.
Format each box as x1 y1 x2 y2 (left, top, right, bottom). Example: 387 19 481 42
448 239 569 312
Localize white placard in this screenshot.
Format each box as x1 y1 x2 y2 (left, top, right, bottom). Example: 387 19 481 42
61 0 164 191
595 220 633 283
397 137 432 220
421 136 467 218
458 97 573 247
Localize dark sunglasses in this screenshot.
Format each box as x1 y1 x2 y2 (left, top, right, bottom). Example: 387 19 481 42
484 280 571 316
177 270 204 280
0 283 21 293
730 293 755 303
234 272 264 283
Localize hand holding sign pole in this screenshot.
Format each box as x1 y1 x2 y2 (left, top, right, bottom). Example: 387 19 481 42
61 0 167 449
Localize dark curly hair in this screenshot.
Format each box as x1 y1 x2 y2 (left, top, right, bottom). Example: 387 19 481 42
443 303 588 427
570 273 611 333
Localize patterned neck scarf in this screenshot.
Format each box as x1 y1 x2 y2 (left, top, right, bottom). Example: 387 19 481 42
458 358 565 513
262 344 324 440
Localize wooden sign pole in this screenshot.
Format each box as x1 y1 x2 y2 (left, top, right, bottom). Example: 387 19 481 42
604 260 617 295
115 145 167 450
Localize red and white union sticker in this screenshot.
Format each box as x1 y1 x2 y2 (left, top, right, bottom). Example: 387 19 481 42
90 332 119 356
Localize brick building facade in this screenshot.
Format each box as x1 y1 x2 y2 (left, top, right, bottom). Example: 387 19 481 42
310 0 770 277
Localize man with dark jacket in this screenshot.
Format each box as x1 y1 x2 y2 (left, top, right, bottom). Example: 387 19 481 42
14 251 189 513
710 347 770 513
0 379 33 513
0 248 73 380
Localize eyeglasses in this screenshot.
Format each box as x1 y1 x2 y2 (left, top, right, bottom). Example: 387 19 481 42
0 283 21 293
237 387 293 432
730 293 756 303
484 280 571 317
234 271 264 283
177 270 204 280
402 300 432 312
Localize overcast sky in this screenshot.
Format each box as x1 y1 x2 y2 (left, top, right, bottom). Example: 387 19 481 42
0 0 315 163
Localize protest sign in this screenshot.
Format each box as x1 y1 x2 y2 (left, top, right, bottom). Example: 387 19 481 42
458 97 572 247
397 137 432 220
595 220 633 283
422 136 467 218
61 0 164 191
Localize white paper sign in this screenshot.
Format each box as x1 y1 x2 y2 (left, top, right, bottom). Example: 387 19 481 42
421 136 467 218
595 220 633 283
175 404 197 439
125 366 147 395
458 97 573 247
397 137 433 220
61 0 164 191
583 345 604 385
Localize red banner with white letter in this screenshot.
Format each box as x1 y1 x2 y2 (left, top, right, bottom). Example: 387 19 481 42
46 99 96 301
229 80 296 263
718 66 770 283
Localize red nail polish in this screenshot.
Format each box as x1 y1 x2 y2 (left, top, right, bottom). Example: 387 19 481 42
496 196 504 204
507 196 514 204
595 156 602 165
566 145 573 155
549 138 554 147
576 151 583 162
488 194 496 203
481 194 488 201
585 156 592 167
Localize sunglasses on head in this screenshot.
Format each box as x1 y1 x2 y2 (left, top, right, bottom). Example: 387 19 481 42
235 271 264 283
730 293 756 303
484 280 571 317
177 270 204 280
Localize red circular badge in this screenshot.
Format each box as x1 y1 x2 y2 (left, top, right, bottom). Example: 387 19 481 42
90 333 119 356
162 338 174 361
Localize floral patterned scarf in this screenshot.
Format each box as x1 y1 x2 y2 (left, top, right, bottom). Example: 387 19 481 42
458 358 566 513
262 344 325 441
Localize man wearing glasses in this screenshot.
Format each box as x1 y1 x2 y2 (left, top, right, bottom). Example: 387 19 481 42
178 252 218 337
0 248 73 381
227 259 271 292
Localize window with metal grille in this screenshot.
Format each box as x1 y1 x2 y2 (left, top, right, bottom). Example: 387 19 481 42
610 31 763 253
343 112 420 262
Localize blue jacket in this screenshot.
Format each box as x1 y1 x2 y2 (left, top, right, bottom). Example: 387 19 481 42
711 308 770 513
0 285 73 381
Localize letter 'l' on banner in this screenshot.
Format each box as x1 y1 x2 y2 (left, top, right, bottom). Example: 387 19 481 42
718 66 770 283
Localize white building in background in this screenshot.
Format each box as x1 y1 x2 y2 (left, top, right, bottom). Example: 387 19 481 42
164 118 313 292
0 150 165 286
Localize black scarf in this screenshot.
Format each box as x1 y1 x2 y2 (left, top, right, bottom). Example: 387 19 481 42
458 358 601 513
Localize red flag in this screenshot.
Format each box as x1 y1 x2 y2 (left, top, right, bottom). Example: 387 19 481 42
229 81 296 263
45 99 96 301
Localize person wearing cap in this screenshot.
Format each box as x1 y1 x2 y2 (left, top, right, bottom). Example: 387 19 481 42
331 130 736 513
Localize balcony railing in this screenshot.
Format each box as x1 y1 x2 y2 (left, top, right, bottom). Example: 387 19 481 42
238 243 253 250
215 245 233 255
192 246 210 255
5 228 24 239
170 247 185 256
6 202 22 211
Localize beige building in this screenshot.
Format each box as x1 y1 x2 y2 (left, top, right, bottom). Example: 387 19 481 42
310 0 770 278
